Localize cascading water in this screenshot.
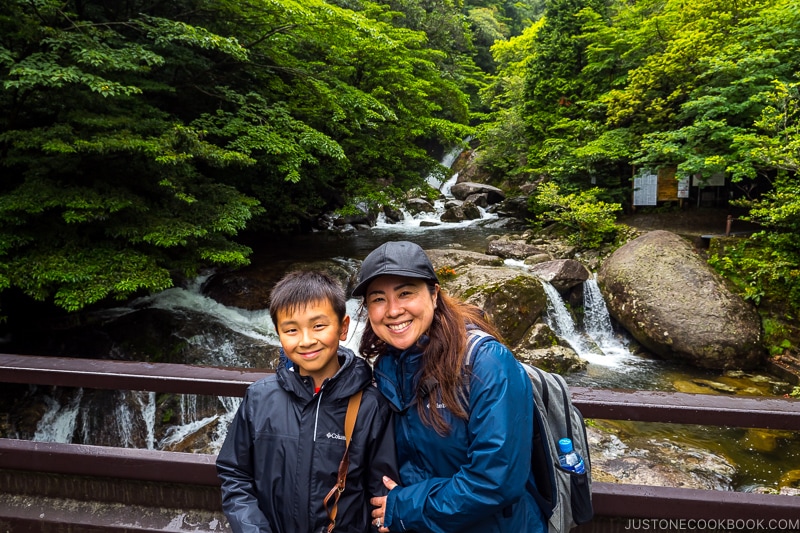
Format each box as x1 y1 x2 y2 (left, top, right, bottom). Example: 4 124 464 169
134 390 157 450
540 278 638 368
582 277 633 363
541 281 590 355
33 388 84 443
375 143 497 229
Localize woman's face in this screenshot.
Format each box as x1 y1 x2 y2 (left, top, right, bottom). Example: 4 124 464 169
364 275 439 351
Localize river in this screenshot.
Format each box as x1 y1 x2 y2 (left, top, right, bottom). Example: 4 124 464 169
4 170 799 495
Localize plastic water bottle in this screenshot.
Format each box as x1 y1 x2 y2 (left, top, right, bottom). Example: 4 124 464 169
558 438 586 474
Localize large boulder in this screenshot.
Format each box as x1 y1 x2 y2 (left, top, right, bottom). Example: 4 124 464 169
450 181 505 203
528 259 592 293
486 238 549 261
597 230 763 369
426 248 504 270
431 260 548 347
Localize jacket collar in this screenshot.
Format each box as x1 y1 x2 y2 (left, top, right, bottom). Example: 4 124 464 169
277 345 371 402
374 336 429 412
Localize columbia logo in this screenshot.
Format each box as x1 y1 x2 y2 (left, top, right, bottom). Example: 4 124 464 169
327 432 346 440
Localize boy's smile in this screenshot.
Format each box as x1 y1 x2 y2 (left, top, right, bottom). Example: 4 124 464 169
276 298 350 389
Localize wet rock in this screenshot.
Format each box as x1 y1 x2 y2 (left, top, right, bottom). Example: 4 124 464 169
426 249 504 270
437 265 548 346
405 198 435 214
597 230 764 369
450 182 505 203
515 345 587 374
528 259 592 293
495 196 529 220
382 205 404 223
524 253 553 266
465 193 488 208
587 425 736 491
486 238 547 260
517 322 561 349
691 379 737 394
742 428 796 453
440 202 481 222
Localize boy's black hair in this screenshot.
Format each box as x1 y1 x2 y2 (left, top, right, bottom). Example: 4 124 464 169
269 270 347 327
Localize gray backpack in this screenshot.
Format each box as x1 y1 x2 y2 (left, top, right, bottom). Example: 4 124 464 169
465 329 593 533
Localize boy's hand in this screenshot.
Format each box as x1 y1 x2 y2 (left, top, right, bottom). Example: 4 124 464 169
370 476 398 532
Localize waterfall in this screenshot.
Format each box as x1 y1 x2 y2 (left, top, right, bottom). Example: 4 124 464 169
116 391 135 447
376 142 496 229
33 388 84 443
207 396 242 454
426 145 463 191
541 280 634 367
540 281 591 356
134 391 157 450
155 394 241 453
583 277 631 362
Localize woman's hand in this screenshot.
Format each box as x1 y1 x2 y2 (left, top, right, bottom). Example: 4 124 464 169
370 476 399 532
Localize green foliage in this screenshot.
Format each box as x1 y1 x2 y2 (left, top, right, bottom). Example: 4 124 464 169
0 0 479 313
708 230 800 312
527 182 622 248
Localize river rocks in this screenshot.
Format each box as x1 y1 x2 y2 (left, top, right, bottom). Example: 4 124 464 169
440 265 548 346
597 230 764 370
425 248 504 270
427 247 587 369
494 196 529 220
587 424 736 491
486 238 548 260
528 259 592 294
405 197 435 215
440 201 482 222
515 345 587 374
450 181 505 203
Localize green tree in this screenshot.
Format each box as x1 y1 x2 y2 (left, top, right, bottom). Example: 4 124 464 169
0 0 476 312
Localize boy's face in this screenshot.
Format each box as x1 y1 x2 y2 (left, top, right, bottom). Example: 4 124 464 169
275 298 350 389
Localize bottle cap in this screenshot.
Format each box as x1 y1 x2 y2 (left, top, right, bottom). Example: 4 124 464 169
558 438 574 454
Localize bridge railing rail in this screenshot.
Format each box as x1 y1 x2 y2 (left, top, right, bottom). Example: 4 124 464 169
1 353 798 532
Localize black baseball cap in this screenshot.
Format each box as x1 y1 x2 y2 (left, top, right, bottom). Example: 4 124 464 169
352 241 439 297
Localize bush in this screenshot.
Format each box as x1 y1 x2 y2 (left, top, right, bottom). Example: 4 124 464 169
527 182 623 248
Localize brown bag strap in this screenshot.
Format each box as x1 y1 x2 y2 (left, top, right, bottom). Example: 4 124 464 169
323 390 363 533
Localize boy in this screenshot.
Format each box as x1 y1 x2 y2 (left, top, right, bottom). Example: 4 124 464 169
216 270 398 533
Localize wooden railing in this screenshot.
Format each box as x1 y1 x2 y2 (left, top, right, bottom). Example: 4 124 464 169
1 353 798 532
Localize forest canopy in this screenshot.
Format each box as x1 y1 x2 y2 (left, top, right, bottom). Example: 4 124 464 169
1 0 798 318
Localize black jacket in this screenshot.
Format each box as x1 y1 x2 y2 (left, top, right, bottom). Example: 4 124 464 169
216 347 398 533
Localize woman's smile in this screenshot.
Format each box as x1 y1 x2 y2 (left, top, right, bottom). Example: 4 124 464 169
387 320 412 332
365 275 438 351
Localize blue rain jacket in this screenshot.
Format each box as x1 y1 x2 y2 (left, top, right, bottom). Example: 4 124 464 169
373 336 546 533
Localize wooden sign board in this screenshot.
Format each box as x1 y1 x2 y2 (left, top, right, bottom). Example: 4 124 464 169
657 166 679 201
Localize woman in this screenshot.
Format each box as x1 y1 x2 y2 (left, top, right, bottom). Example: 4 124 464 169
354 241 546 533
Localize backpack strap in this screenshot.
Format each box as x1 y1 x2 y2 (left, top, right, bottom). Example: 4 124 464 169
555 373 574 442
464 327 495 367
528 365 551 412
323 390 363 533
